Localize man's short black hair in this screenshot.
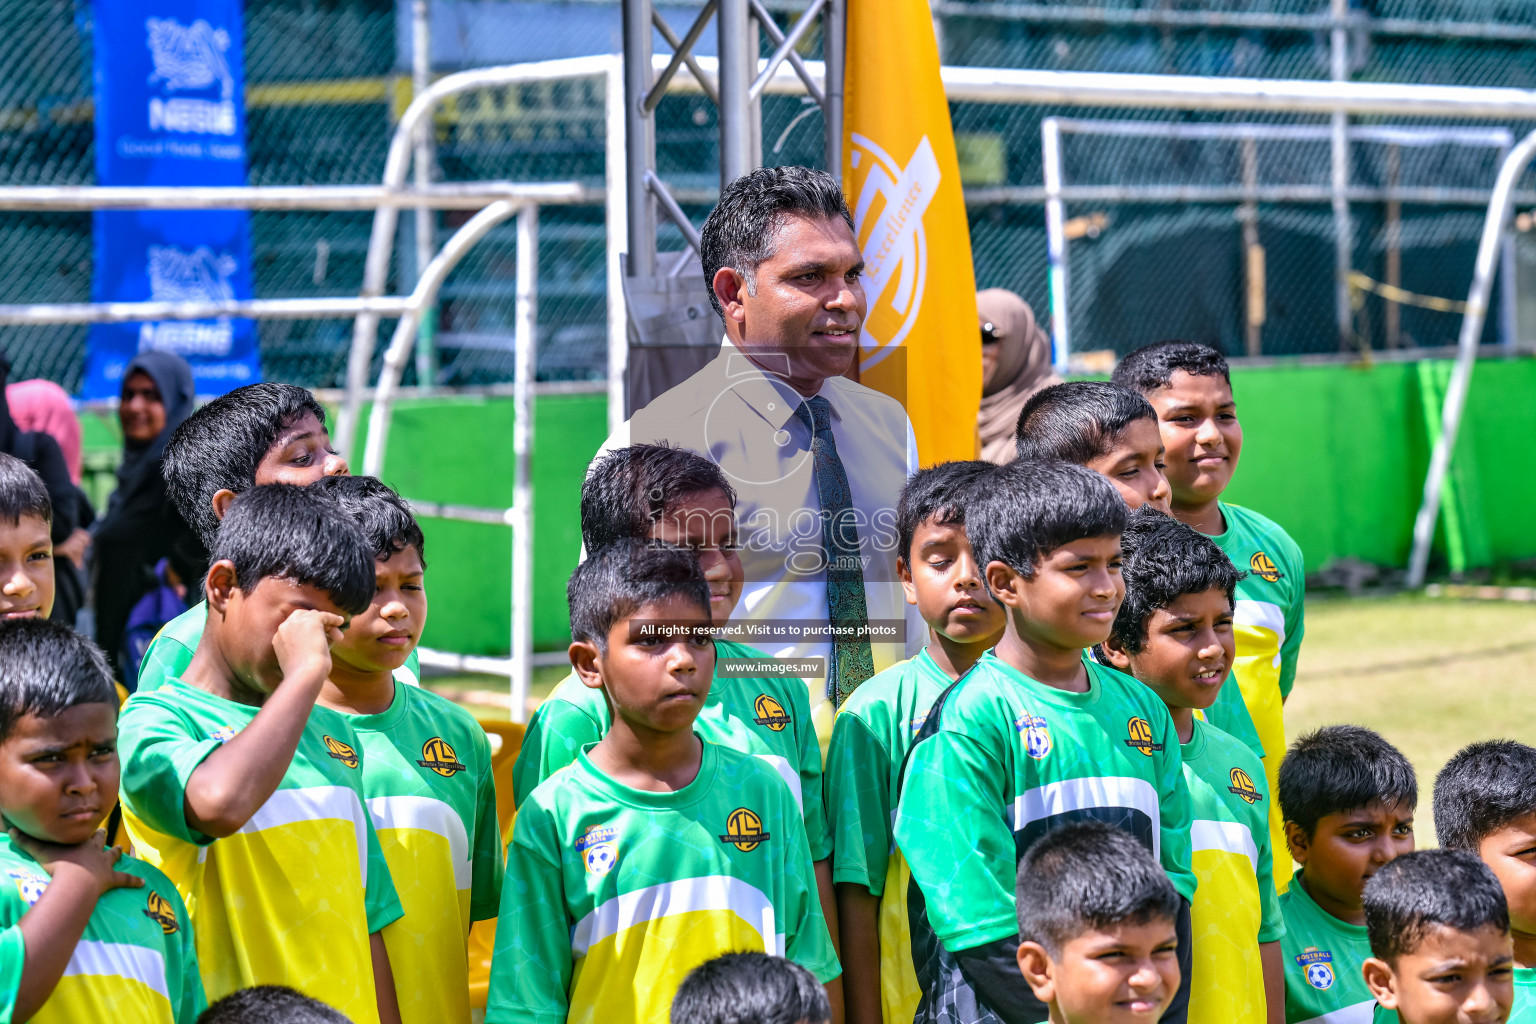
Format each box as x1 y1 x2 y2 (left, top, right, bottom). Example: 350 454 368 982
1110 506 1243 655
0 452 51 527
1363 850 1509 963
1014 381 1159 464
896 460 996 565
197 986 351 1024
699 165 856 319
582 444 736 552
313 475 427 568
568 541 712 652
163 382 330 549
1016 820 1180 955
1278 725 1418 838
670 952 831 1024
211 484 375 618
1434 740 1536 851
1111 341 1232 395
0 618 115 745
966 459 1127 582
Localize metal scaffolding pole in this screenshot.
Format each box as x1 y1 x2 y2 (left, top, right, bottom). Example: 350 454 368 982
623 0 657 277
718 0 755 185
1331 0 1354 351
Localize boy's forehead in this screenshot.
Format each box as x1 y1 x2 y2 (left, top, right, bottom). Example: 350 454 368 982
1321 799 1415 826
1404 921 1513 962
4 702 118 746
271 411 326 447
1152 371 1233 406
250 575 348 614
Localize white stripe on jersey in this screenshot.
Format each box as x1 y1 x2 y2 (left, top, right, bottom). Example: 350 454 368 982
753 754 803 811
1294 1002 1375 1024
63 940 169 1001
1190 818 1258 873
367 794 473 889
1010 776 1162 860
571 875 781 957
239 785 370 884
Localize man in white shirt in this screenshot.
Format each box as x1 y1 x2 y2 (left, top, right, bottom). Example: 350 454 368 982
597 166 921 731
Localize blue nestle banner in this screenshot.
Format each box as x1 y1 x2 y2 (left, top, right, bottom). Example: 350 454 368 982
88 0 260 399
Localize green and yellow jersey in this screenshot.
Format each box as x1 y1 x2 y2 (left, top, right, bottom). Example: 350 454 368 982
1183 718 1284 1024
486 740 839 1024
1279 871 1373 1024
349 681 504 1024
825 647 951 1024
1206 500 1306 892
512 639 830 860
0 832 205 1024
136 603 421 693
894 652 1195 1018
117 680 404 1023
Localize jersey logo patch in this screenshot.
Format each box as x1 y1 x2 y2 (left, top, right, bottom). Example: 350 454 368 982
1249 552 1283 583
1125 717 1162 756
323 735 359 769
210 724 238 744
417 737 467 777
720 807 770 852
575 824 619 876
752 694 791 732
1015 714 1052 759
1227 767 1262 804
7 867 46 907
1296 948 1334 990
143 890 179 934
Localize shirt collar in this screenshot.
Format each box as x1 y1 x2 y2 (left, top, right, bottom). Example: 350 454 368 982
717 338 846 432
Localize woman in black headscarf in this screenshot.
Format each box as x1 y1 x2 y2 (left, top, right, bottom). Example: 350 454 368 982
92 352 205 681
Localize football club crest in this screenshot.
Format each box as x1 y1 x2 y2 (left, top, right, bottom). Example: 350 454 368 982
575 824 619 876
1296 947 1335 990
210 724 238 743
322 735 358 769
8 867 46 907
719 807 770 852
1125 717 1162 756
1249 552 1283 583
143 890 179 933
752 694 791 732
417 737 467 777
1227 767 1262 805
1016 714 1052 760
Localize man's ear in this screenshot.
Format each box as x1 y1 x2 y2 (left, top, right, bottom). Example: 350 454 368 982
1285 821 1310 865
204 560 239 617
1361 957 1399 1008
1016 940 1056 1004
985 561 1025 609
211 488 238 522
1101 634 1133 671
712 267 748 327
897 556 917 606
570 640 603 690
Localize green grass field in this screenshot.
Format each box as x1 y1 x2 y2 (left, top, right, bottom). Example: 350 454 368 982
423 592 1530 846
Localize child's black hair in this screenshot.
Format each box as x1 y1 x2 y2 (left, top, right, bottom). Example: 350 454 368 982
581 443 737 552
567 541 712 652
0 452 51 527
1110 506 1243 655
1278 725 1418 838
1363 849 1509 963
312 475 427 568
1016 820 1180 955
895 460 996 565
163 382 330 549
1434 740 1536 851
670 952 831 1024
966 459 1127 581
1014 381 1159 464
211 484 375 618
0 618 115 745
1111 341 1232 395
197 986 351 1024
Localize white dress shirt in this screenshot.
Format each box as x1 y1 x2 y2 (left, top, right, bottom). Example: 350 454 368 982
596 339 923 716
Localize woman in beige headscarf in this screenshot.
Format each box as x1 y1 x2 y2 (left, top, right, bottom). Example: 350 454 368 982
976 288 1060 463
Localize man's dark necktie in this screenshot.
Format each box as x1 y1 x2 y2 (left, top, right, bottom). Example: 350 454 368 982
795 395 875 705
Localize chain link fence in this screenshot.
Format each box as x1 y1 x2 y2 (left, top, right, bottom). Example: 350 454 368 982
4 0 1536 390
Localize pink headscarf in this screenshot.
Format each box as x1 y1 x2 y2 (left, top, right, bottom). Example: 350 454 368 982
7 379 81 484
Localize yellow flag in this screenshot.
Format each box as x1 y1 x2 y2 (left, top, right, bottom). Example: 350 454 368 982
844 0 980 465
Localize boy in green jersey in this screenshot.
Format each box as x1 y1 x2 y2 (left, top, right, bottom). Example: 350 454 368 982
311 476 503 1024
1362 851 1515 1024
894 459 1196 1024
1114 341 1305 890
1433 740 1536 1023
0 454 57 622
117 485 405 1024
672 952 833 1024
1101 507 1284 1024
1276 726 1417 1024
827 459 1006 1024
1015 821 1184 1024
487 542 839 1024
513 444 833 925
0 618 205 1024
